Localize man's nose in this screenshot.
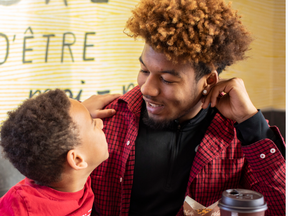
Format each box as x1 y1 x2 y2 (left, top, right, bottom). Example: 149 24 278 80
140 75 160 97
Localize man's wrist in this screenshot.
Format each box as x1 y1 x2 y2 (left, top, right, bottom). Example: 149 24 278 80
235 110 271 146
235 108 258 124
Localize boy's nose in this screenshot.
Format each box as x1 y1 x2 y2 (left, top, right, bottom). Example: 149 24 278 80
95 118 103 129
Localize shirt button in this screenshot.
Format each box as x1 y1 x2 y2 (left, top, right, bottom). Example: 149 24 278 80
195 145 199 152
260 154 265 159
126 141 130 146
120 177 122 183
270 148 276 153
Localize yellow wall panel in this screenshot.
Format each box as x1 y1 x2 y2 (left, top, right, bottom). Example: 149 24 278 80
0 0 285 125
222 0 285 110
0 0 144 123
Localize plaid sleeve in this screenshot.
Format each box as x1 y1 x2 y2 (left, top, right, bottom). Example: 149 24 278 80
179 114 285 216
241 138 286 216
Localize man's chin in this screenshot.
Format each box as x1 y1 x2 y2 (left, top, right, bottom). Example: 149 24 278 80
142 111 174 130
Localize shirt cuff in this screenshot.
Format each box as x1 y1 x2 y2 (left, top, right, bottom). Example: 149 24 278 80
234 110 276 146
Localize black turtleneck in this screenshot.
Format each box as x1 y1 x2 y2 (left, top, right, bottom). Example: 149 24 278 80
129 105 285 216
129 105 216 216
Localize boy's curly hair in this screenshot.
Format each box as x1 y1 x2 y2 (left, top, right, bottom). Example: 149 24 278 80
0 89 80 186
125 0 253 78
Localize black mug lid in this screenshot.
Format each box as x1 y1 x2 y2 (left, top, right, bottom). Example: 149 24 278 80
218 189 268 213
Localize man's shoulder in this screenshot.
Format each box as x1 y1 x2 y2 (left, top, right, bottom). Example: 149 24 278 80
207 110 236 139
106 86 143 114
211 110 235 128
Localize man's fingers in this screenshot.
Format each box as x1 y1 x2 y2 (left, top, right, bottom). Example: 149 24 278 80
210 88 226 107
202 79 230 108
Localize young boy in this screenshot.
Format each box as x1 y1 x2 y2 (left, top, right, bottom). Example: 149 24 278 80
0 89 109 215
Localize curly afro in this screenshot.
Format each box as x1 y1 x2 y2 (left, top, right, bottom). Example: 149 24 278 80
125 0 253 75
0 89 80 186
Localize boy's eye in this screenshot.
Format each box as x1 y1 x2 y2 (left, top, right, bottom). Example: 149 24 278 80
140 69 149 74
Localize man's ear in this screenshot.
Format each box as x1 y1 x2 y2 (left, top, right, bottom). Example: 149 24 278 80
67 149 88 170
203 70 218 94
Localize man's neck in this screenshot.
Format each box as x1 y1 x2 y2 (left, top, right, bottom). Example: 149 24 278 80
178 100 204 123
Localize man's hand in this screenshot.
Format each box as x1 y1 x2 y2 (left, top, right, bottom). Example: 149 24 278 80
82 94 121 118
202 78 258 123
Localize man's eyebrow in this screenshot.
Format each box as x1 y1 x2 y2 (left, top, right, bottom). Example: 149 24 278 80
162 69 181 78
139 56 181 78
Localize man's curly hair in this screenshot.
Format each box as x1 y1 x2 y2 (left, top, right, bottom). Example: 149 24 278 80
0 89 80 186
125 0 253 78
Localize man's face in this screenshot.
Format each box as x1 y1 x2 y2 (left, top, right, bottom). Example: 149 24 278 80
137 44 206 128
69 99 108 170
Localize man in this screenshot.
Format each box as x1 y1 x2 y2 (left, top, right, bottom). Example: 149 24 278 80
83 0 286 215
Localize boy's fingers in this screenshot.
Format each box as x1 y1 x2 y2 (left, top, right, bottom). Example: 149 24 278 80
99 94 121 105
82 93 121 115
92 109 116 119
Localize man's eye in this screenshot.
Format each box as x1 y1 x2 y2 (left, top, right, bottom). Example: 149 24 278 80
161 77 173 84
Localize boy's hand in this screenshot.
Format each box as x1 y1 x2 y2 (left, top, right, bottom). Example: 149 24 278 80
202 77 258 123
82 94 121 118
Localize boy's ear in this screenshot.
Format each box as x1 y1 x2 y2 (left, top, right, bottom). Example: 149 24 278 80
67 149 87 170
203 70 218 94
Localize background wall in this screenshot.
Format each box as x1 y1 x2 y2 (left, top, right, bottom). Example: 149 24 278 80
0 0 143 197
0 0 285 197
221 0 286 139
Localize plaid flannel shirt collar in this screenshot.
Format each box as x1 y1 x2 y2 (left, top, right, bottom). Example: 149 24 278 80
115 85 143 116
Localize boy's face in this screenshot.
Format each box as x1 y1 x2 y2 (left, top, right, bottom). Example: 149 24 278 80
69 99 109 169
137 44 207 126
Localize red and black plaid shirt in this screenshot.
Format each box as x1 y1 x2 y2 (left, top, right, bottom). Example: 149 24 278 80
90 86 286 216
